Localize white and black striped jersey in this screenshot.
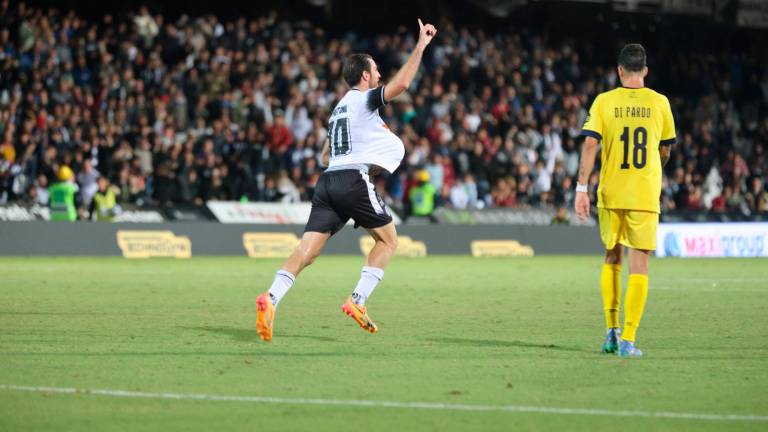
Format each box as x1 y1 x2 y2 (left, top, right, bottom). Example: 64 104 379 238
326 86 405 174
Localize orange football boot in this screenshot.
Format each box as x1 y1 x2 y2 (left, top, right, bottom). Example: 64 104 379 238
341 297 378 333
256 293 275 341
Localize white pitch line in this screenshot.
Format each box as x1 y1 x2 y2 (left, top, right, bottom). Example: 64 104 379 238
1 384 766 422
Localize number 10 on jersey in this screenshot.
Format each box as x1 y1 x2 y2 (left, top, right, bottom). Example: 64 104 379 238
329 117 351 157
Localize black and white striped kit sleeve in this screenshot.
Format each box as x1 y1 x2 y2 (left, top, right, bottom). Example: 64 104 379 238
366 86 388 112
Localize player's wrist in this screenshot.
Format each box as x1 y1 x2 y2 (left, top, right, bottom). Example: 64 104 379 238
575 183 589 193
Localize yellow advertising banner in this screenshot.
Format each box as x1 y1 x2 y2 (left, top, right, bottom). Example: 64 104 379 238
359 235 427 257
470 240 534 257
243 232 301 258
116 230 192 259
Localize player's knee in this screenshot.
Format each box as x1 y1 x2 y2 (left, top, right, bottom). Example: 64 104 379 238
604 249 622 264
388 235 399 253
378 235 398 255
390 235 399 252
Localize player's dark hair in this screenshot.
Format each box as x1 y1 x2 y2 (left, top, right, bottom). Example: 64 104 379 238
342 53 373 87
618 44 646 72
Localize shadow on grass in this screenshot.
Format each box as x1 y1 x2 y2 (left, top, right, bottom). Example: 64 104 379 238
0 311 110 316
185 325 259 342
425 337 586 352
0 351 346 357
184 326 339 343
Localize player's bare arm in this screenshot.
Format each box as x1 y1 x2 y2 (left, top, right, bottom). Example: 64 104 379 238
383 19 437 102
320 138 330 167
659 144 672 167
575 136 599 222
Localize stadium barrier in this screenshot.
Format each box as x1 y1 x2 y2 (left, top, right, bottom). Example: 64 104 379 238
0 221 604 257
4 220 767 258
657 222 768 258
0 202 213 222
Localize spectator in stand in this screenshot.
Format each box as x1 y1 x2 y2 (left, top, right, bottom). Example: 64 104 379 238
34 174 50 205
532 159 551 197
711 186 728 213
491 177 516 207
686 184 703 210
409 170 437 219
49 166 79 222
551 206 570 225
745 177 768 213
276 170 300 203
425 154 445 197
77 158 100 207
726 185 746 212
556 176 575 208
449 174 479 210
90 176 121 221
22 184 38 206
449 176 470 210
267 110 293 170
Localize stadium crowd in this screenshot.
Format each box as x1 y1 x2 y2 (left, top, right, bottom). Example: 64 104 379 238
0 1 766 220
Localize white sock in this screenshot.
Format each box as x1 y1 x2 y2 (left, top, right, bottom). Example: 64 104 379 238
267 270 295 307
351 266 384 305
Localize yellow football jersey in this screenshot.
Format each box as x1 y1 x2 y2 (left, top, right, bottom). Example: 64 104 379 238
581 87 676 213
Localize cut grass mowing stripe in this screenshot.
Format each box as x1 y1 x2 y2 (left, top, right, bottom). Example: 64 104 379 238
2 384 766 422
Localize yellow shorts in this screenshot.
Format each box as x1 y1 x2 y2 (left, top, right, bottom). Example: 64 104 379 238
598 208 659 251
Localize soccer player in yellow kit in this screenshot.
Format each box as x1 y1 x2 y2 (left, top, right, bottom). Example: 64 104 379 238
575 44 676 357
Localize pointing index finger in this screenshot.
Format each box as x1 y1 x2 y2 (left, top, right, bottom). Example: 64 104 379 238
418 18 424 28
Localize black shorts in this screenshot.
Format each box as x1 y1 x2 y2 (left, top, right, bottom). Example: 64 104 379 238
305 169 393 235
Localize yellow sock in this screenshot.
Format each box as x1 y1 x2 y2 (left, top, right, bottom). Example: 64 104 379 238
600 264 622 328
623 274 649 342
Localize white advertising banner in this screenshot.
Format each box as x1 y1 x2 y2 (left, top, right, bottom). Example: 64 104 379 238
207 201 401 225
661 0 713 16
738 0 768 28
657 223 768 258
207 201 313 224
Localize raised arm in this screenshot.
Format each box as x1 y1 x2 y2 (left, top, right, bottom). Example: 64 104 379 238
575 136 599 223
383 19 437 102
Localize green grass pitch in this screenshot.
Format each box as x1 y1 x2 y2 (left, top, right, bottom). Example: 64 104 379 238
1 256 766 431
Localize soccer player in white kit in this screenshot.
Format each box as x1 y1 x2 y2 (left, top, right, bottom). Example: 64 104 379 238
256 19 437 341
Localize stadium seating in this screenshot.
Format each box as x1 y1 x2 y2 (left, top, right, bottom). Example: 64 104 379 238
0 3 765 220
